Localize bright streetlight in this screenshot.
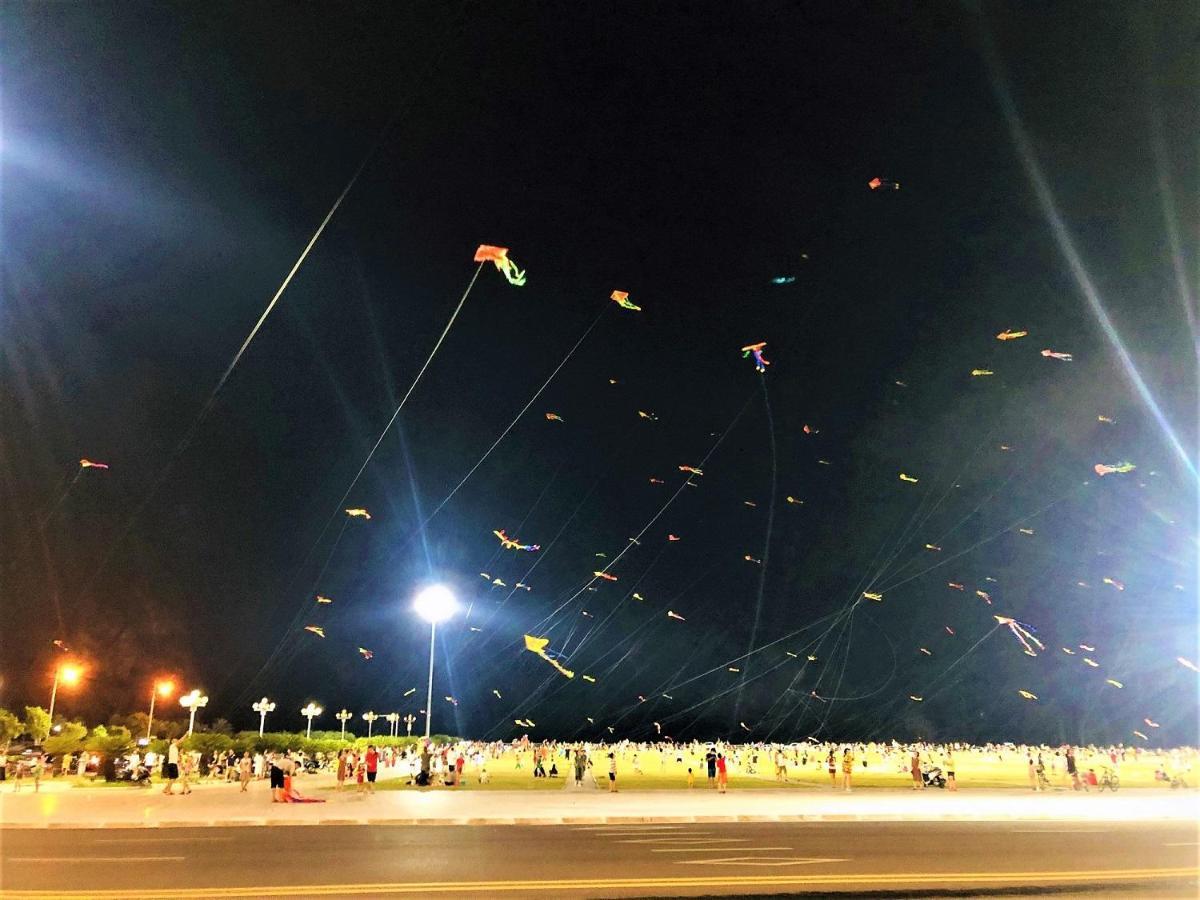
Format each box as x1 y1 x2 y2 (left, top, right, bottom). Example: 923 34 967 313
335 709 353 739
403 713 416 737
48 662 84 722
146 679 175 740
301 703 323 739
252 697 276 736
385 712 400 737
361 710 379 738
413 584 457 739
179 690 209 734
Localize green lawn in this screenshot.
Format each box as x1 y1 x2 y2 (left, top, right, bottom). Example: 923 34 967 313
359 747 1184 792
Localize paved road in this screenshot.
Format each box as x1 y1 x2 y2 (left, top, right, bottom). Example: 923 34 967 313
2 820 1196 898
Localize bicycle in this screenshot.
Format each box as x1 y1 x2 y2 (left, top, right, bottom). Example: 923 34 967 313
1098 767 1119 792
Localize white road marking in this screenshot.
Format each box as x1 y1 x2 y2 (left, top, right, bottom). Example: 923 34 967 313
9 856 185 863
1164 842 1199 846
573 825 687 831
1010 829 1111 834
92 836 233 844
677 856 849 867
653 846 794 853
617 838 750 844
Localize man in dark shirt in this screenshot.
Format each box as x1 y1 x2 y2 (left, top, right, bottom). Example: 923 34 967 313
705 748 717 786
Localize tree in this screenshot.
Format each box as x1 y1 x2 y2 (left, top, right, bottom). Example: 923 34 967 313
85 725 133 781
0 708 22 754
209 718 234 736
43 722 88 756
23 706 50 744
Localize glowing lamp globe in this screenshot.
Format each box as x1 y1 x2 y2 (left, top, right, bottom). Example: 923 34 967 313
413 585 457 624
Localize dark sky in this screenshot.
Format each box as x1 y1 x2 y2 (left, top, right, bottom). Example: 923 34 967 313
3 1 1197 745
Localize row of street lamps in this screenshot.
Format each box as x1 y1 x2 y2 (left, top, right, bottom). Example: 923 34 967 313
43 584 460 741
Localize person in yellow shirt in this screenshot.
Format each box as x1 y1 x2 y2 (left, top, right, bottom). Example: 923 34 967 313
841 747 855 792
686 767 695 788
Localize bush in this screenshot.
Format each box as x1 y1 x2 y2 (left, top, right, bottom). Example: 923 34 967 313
43 722 88 756
181 732 233 756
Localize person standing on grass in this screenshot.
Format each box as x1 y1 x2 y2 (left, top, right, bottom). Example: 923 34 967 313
239 752 253 792
841 747 854 792
1027 754 1039 791
945 748 957 791
365 745 379 793
827 748 837 789
705 747 717 787
163 738 180 795
716 753 728 794
910 748 923 790
1066 746 1080 791
607 752 618 793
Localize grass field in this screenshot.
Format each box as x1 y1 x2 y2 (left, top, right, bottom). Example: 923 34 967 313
366 745 1194 792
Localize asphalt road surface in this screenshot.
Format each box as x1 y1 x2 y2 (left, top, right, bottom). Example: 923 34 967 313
2 820 1197 898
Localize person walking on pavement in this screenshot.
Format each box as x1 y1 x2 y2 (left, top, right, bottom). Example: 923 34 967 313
238 752 253 792
163 738 180 795
607 752 618 793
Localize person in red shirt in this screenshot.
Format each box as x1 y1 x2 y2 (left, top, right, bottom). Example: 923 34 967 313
365 745 379 793
455 753 465 788
716 753 728 794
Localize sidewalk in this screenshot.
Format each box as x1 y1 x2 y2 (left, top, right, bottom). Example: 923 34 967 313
2 780 1195 829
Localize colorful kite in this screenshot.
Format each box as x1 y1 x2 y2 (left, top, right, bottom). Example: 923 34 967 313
925 543 941 552
632 592 645 601
803 424 820 434
1094 461 1136 476
771 275 796 285
679 465 703 476
403 688 416 697
593 571 618 581
515 582 532 591
1083 658 1099 668
1080 644 1096 652
1133 730 1148 741
740 341 770 373
918 647 932 656
863 592 883 602
994 615 1045 657
996 330 1028 341
1102 577 1125 591
494 529 540 551
971 369 994 377
1178 657 1200 673
1017 690 1038 701
744 555 762 564
545 412 564 422
868 177 900 190
786 496 804 504
638 411 659 421
739 722 751 732
976 590 992 604
316 595 333 604
610 290 641 311
1097 415 1114 424
899 473 919 483
667 534 681 542
358 647 373 660
79 459 110 469
522 634 574 679
1144 718 1159 728
345 508 371 519
1105 679 1124 688
743 500 758 508
304 625 325 638
948 582 964 591
909 695 923 702
728 666 741 673
667 610 686 621
649 477 665 484
581 674 596 683
1061 647 1076 655
493 689 502 699
1018 527 1035 535
785 651 798 658
1041 349 1073 361
944 626 956 635
474 245 526 286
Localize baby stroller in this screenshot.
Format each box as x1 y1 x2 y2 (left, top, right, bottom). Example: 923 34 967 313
921 765 947 789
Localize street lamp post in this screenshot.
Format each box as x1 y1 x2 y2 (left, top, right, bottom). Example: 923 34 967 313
403 713 416 737
252 697 276 736
335 709 353 739
147 680 175 740
179 690 209 735
301 703 323 739
361 711 378 738
47 663 83 723
413 585 457 740
385 712 400 737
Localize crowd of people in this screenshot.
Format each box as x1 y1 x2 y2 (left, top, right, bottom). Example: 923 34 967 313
7 735 1195 796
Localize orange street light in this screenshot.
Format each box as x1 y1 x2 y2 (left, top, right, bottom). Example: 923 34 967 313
147 679 177 740
48 662 84 721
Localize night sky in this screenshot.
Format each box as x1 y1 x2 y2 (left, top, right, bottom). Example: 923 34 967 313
3 2 1197 745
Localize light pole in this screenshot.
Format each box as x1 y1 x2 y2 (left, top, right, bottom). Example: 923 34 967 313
413 585 457 739
385 712 400 737
301 703 323 739
47 663 83 722
335 709 353 739
361 711 378 738
403 713 416 737
147 680 175 740
179 690 208 735
253 697 276 736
